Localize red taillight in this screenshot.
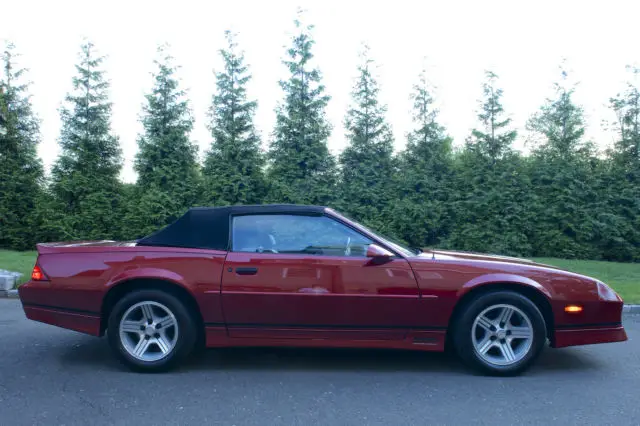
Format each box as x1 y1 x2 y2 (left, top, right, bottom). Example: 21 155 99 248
31 265 45 281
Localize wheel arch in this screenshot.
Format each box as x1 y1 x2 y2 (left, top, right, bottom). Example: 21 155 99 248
448 282 555 344
100 278 204 338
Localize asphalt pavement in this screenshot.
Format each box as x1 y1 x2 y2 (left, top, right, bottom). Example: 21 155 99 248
0 298 638 426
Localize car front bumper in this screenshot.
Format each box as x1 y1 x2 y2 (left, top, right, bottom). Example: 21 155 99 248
552 323 628 348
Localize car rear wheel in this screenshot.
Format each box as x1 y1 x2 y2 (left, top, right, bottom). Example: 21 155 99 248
452 291 547 376
107 289 197 372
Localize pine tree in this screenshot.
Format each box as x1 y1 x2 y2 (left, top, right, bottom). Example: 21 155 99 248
528 69 586 157
50 41 123 241
599 66 640 260
338 47 395 230
610 66 640 176
128 44 201 238
389 69 453 247
446 71 533 256
527 68 598 259
467 71 516 161
267 18 337 205
203 31 265 206
0 44 45 250
0 87 6 134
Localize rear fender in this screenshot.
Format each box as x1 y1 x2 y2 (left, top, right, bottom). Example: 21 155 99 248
106 267 190 293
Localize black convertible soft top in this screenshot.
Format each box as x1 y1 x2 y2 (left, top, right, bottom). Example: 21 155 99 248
136 204 326 250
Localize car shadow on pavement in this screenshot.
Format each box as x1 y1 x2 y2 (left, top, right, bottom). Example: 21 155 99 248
184 346 602 376
58 336 603 376
534 347 604 372
57 338 124 372
186 347 465 374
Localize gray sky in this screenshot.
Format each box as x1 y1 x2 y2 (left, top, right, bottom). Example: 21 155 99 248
2 0 640 182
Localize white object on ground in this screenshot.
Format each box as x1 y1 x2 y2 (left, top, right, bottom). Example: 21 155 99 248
0 270 22 291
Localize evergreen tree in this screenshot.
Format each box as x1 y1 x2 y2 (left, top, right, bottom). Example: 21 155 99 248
446 71 533 256
389 69 453 247
528 70 586 157
50 41 123 241
467 71 516 161
203 31 265 206
600 66 640 260
128 44 201 238
338 47 395 230
0 87 6 134
0 44 45 250
267 18 337 205
527 68 599 259
610 66 640 176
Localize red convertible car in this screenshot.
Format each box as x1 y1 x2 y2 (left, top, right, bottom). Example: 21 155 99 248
19 205 627 375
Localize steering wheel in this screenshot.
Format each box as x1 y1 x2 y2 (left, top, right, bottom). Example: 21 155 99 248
255 234 279 254
345 236 352 256
268 234 278 253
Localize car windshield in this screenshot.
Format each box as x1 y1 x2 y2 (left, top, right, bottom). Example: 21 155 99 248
329 209 419 257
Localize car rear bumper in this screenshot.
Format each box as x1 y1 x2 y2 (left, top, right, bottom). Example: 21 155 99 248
22 304 102 336
552 323 628 348
18 282 102 336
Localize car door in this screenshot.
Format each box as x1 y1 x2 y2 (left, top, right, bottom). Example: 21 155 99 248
221 213 422 341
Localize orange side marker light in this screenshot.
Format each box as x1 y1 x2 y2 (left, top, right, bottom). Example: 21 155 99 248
564 305 583 313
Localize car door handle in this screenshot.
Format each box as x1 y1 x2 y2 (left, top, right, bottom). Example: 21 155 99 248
235 267 258 275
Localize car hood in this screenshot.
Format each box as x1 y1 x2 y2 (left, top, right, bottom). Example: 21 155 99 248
414 249 563 270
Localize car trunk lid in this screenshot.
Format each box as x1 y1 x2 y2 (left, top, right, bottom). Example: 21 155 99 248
36 241 137 254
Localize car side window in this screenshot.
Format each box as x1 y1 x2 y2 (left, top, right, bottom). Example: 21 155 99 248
232 214 373 257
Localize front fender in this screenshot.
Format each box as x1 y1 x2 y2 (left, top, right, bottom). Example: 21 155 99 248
458 273 553 299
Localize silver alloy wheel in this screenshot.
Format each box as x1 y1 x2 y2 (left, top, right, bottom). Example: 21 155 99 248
471 304 534 366
119 301 179 362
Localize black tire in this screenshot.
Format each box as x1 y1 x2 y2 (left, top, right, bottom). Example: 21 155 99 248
452 291 547 376
107 289 198 372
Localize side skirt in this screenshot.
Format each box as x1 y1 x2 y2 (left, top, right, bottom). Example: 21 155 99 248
204 325 446 352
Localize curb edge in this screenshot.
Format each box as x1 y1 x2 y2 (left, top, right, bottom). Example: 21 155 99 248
622 304 640 314
0 289 19 299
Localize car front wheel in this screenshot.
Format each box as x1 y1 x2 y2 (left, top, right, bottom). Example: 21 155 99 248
452 291 547 376
107 289 197 372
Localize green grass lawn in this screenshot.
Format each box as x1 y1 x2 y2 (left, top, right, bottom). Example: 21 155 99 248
0 250 37 286
0 250 638 302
